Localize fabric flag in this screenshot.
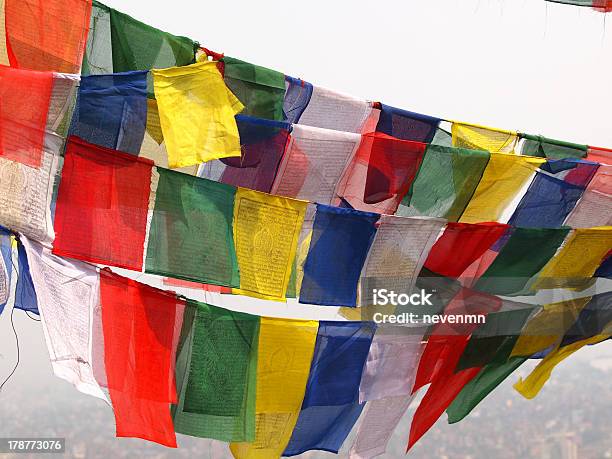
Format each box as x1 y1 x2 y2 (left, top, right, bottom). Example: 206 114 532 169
152 61 243 168
334 133 427 214
0 65 53 168
53 136 153 271
531 227 612 291
21 237 107 401
565 165 612 227
507 160 599 228
283 76 313 124
297 85 379 134
230 318 318 459
69 71 148 155
282 321 375 456
271 124 361 205
0 227 12 315
358 215 445 307
0 0 9 65
232 188 307 301
459 154 545 223
399 145 490 221
145 169 239 286
586 146 612 165
519 134 588 159
451 122 518 153
446 357 527 424
595 251 612 278
475 227 570 295
375 104 440 143
172 301 259 442
300 204 380 307
198 115 292 193
14 238 39 315
560 292 612 347
222 56 286 121
424 222 509 279
5 0 91 73
99 269 185 447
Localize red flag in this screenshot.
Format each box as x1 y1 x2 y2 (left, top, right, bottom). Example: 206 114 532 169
100 269 185 447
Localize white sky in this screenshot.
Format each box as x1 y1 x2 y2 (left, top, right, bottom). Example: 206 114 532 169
105 0 612 147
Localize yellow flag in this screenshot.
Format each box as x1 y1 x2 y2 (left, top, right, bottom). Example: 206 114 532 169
531 227 612 291
514 334 608 399
233 188 307 301
451 122 518 153
459 153 545 223
230 318 318 459
152 61 244 168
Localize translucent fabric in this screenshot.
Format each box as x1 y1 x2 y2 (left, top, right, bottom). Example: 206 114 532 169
519 134 588 160
14 238 39 315
532 227 612 290
399 145 490 221
172 301 259 442
297 85 379 134
0 65 53 167
565 166 612 227
152 62 243 168
0 227 11 315
232 188 307 301
22 237 107 401
5 0 91 73
596 252 612 278
459 154 546 223
99 269 185 447
451 122 518 153
334 133 427 214
424 222 509 278
222 56 286 121
271 124 361 205
375 104 440 142
300 205 380 307
230 318 318 459
560 292 612 347
145 169 239 287
81 1 112 74
358 215 445 307
283 76 313 124
586 146 612 165
475 228 570 295
0 0 9 66
69 71 148 155
53 137 153 271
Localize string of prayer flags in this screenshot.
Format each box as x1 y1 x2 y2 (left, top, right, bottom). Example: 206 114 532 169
375 104 441 143
0 227 11 314
22 237 107 401
300 204 379 307
424 222 509 279
519 134 588 159
271 124 361 204
53 136 153 270
14 238 39 315
145 169 240 287
230 318 318 459
459 154 546 223
451 122 518 153
222 56 286 121
0 65 53 168
232 188 307 301
475 227 570 295
565 165 612 227
297 85 379 134
335 133 427 214
99 268 185 447
358 215 445 307
152 62 243 168
69 71 148 155
172 301 259 442
282 321 375 456
399 145 490 221
283 76 313 124
5 0 91 73
531 227 612 291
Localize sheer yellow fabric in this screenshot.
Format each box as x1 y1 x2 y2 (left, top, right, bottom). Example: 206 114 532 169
233 188 307 301
459 153 545 223
451 122 518 153
152 61 243 168
511 297 590 358
230 318 318 459
532 227 612 291
514 334 608 399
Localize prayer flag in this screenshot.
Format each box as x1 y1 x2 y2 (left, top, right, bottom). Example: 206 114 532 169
565 165 612 227
376 104 440 143
283 76 313 124
0 227 11 315
452 122 518 153
519 134 588 159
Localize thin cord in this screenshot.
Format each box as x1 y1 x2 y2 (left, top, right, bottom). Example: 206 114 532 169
0 306 20 392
